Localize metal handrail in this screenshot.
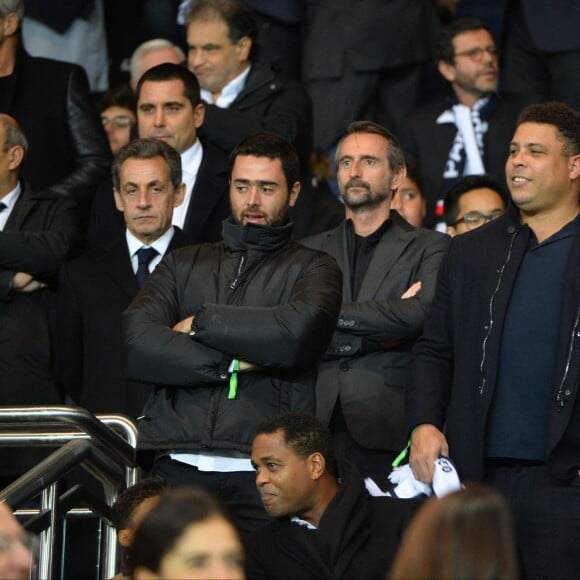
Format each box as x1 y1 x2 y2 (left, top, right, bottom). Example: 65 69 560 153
0 406 140 579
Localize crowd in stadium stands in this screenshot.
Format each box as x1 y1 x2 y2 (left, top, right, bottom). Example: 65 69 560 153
0 0 579 578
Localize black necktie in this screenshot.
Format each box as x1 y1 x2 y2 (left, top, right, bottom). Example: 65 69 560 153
0 202 6 213
135 247 158 287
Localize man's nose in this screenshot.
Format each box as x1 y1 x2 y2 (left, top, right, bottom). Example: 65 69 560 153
136 189 152 207
348 160 362 178
153 107 165 127
247 186 261 207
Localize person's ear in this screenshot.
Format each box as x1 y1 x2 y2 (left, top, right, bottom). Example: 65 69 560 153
7 145 24 170
193 102 205 128
308 452 326 481
438 59 456 83
288 181 301 207
236 36 252 62
113 189 125 212
173 182 186 208
2 11 20 36
569 154 580 180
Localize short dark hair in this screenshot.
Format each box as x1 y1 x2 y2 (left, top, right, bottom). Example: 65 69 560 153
337 120 406 174
184 0 257 58
517 102 580 157
444 174 508 225
230 131 300 190
111 477 166 531
128 487 237 575
255 413 337 477
136 62 201 110
112 138 182 191
435 18 492 64
98 84 137 116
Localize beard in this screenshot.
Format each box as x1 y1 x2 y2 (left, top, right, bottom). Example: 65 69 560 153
231 199 290 228
340 179 390 210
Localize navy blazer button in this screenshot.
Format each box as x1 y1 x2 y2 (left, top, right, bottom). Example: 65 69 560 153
565 390 571 396
220 373 228 380
339 362 349 372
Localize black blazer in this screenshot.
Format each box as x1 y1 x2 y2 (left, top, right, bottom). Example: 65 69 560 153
0 47 110 205
87 141 230 250
302 212 449 451
402 92 533 227
408 208 580 483
0 185 82 403
56 228 190 418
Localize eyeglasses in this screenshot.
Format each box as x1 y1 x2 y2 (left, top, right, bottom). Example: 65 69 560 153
453 210 504 229
0 531 40 560
101 115 134 128
454 46 499 61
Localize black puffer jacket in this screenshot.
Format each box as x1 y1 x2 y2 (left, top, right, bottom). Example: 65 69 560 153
124 219 342 453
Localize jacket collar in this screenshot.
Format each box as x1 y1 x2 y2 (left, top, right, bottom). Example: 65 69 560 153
222 217 294 252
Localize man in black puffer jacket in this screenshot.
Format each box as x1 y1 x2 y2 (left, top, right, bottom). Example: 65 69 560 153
124 132 342 535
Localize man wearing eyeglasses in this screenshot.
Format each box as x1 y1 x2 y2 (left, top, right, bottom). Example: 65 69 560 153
443 174 507 237
402 18 535 231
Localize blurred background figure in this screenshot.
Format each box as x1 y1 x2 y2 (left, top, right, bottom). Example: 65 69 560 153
389 160 426 228
98 84 137 155
443 173 507 236
129 38 186 90
111 477 166 579
0 502 37 580
22 0 109 93
389 483 519 580
128 487 245 580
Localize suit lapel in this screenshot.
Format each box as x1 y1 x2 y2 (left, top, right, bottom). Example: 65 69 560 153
98 239 138 299
4 195 35 231
357 218 415 302
182 146 228 243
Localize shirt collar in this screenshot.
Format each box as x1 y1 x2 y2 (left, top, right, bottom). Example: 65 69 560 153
290 516 317 530
200 65 251 108
126 226 175 257
0 181 22 210
181 139 203 177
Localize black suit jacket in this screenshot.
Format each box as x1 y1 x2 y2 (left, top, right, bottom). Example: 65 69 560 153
402 92 533 228
408 207 580 483
87 141 230 250
56 228 190 418
200 64 314 238
0 47 110 205
0 185 82 403
302 212 449 451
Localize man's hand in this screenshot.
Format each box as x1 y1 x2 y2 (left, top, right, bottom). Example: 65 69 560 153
401 281 421 299
238 360 263 372
12 272 47 293
409 424 449 484
173 315 195 333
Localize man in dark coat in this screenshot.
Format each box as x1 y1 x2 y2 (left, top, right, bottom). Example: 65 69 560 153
123 132 342 535
0 113 82 404
247 413 421 580
57 139 190 419
183 0 313 237
302 121 448 481
407 102 580 578
0 1 109 211
402 18 533 229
